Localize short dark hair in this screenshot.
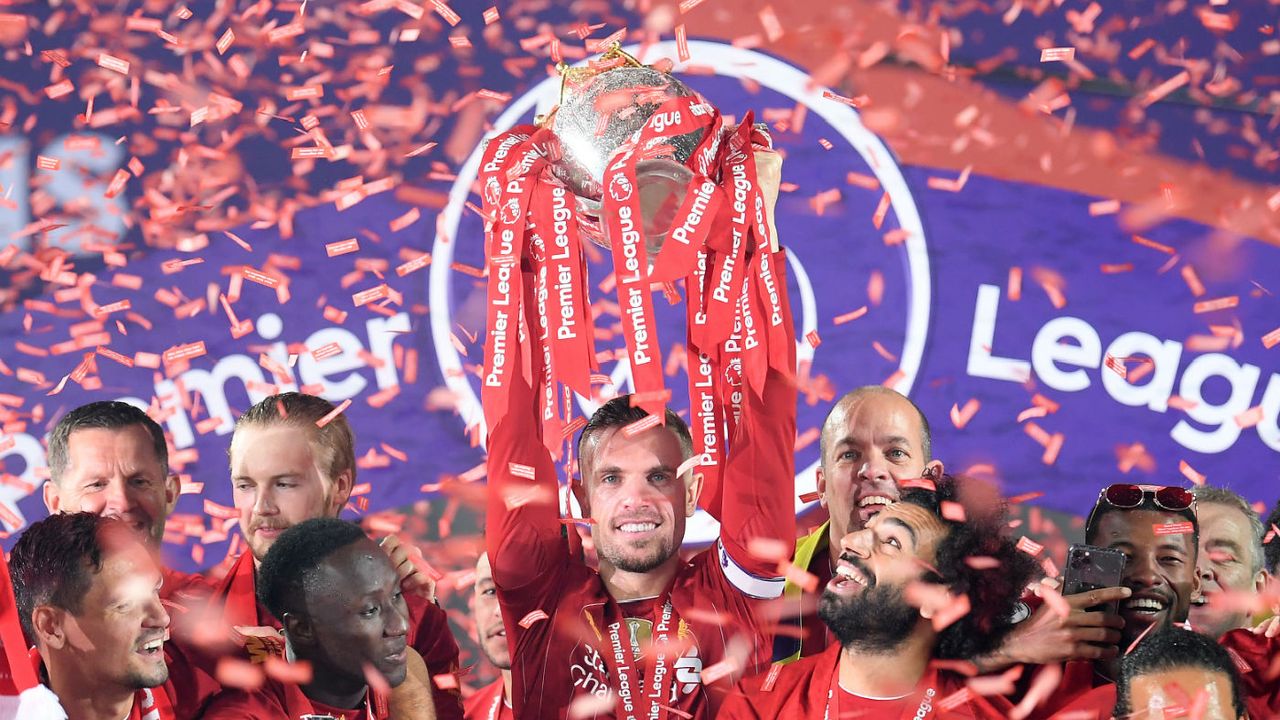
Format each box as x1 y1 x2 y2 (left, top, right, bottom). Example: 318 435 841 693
234 393 357 486
899 475 1040 660
1115 626 1244 718
1192 485 1265 574
1085 490 1199 548
9 512 127 644
1265 500 1280 575
576 395 693 476
48 401 168 484
257 517 367 621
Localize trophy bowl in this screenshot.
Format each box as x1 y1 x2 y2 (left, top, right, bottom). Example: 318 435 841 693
547 63 710 250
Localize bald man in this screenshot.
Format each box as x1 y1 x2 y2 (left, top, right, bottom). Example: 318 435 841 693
774 386 942 662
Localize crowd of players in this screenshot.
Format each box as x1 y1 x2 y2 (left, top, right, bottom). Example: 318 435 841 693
0 379 1275 719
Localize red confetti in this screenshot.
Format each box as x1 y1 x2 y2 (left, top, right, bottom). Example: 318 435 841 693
1193 296 1239 314
163 341 206 364
325 238 359 257
518 609 548 628
216 28 234 55
1016 536 1044 557
622 414 662 437
430 0 460 26
97 53 131 75
1040 47 1076 62
315 399 352 428
1154 521 1195 536
949 398 980 429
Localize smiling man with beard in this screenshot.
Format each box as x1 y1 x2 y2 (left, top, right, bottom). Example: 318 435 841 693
485 310 798 718
201 518 433 719
720 475 1037 719
775 387 944 663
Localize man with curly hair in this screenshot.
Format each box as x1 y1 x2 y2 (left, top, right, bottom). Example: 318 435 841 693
718 475 1038 719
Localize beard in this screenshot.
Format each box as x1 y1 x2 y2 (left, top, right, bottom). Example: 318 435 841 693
818 578 919 653
123 662 169 690
597 532 676 574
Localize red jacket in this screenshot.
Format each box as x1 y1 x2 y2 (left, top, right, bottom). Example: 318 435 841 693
719 643 1015 719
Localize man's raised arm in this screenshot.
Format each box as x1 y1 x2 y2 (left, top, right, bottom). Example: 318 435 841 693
483 333 569 599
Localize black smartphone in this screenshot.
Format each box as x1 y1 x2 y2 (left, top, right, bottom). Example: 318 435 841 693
1061 543 1127 611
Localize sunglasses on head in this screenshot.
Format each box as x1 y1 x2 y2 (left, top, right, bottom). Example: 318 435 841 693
1096 483 1195 512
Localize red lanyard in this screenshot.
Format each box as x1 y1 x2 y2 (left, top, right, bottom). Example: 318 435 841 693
602 594 679 720
823 665 938 720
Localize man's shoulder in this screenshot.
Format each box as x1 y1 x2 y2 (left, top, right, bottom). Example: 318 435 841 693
200 682 289 719
161 566 215 604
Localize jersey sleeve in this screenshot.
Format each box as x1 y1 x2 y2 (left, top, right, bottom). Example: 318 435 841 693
483 320 570 607
406 595 464 720
715 290 798 596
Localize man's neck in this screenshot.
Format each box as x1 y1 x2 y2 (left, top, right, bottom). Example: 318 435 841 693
303 672 367 711
599 555 680 602
47 662 136 720
501 669 513 704
838 633 935 699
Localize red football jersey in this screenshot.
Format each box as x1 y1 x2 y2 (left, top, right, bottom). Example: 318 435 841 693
463 678 513 720
719 644 1014 720
486 359 798 720
1219 627 1279 719
160 566 214 606
201 678 386 720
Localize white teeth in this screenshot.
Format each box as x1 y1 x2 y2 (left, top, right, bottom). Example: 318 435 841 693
619 522 657 533
1125 598 1165 612
835 564 867 585
141 639 163 652
857 496 893 508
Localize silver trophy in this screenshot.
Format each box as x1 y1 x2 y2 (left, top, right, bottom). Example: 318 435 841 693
543 48 711 258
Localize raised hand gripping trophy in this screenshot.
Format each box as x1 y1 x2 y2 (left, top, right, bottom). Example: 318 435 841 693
478 45 795 492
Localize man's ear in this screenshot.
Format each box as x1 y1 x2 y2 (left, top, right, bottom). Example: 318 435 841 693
32 606 67 651
1253 569 1271 595
282 612 314 648
684 471 703 518
923 460 944 479
164 473 180 515
815 466 827 508
571 476 590 519
329 469 355 515
43 481 61 514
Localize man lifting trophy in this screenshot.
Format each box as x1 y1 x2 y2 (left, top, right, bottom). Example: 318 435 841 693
478 45 800 719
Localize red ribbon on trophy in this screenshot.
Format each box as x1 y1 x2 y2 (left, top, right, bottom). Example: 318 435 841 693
477 45 795 492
